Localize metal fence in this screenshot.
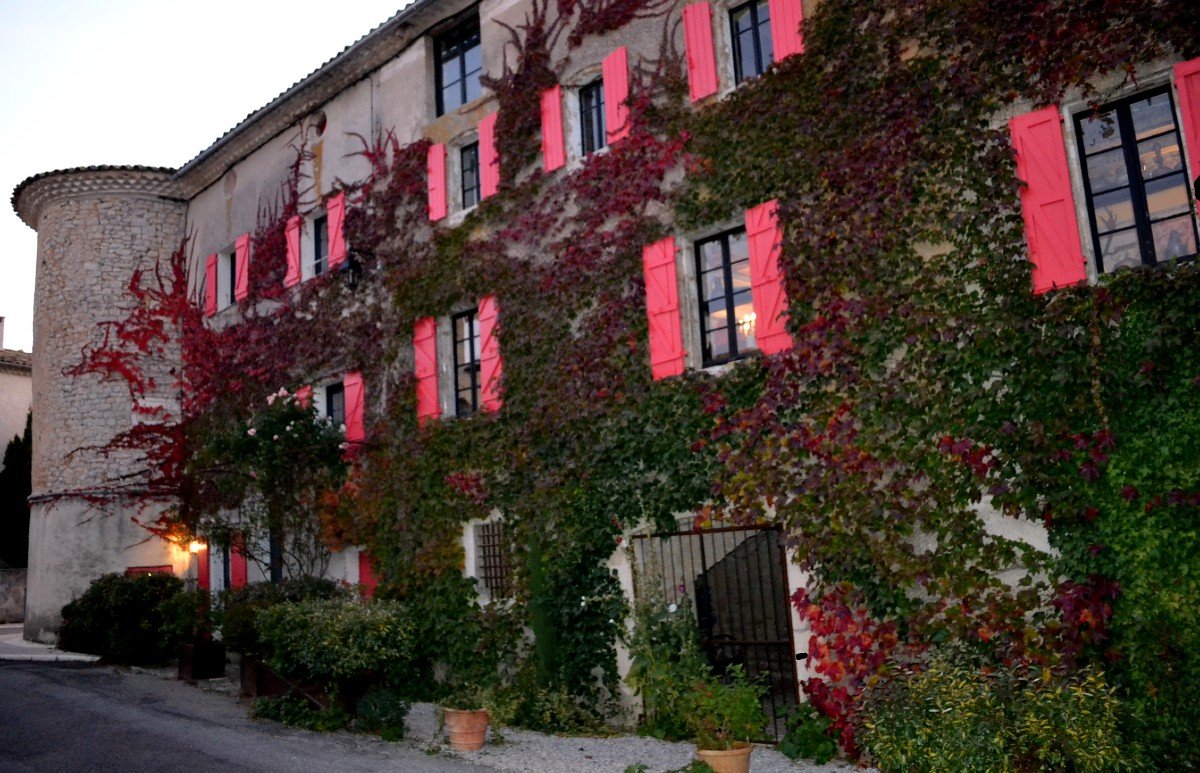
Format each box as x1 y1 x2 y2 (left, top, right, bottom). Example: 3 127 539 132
632 522 799 741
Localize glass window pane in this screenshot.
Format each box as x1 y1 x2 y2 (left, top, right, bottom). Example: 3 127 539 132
1152 216 1197 262
728 230 749 261
1080 110 1121 154
1085 147 1129 191
756 2 773 67
733 297 756 352
464 45 482 78
457 366 474 395
464 72 482 104
1131 93 1176 140
443 82 461 112
707 326 730 359
700 240 724 271
1098 227 1143 272
1145 174 1191 220
1137 136 1183 178
703 270 726 301
1091 188 1135 233
731 260 752 290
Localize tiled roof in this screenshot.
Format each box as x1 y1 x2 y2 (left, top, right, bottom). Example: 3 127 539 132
0 349 31 373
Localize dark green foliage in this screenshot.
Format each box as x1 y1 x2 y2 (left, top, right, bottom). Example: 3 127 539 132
157 588 214 643
778 704 837 764
626 596 711 740
213 577 347 654
57 572 187 664
0 412 31 569
355 687 411 741
251 695 350 732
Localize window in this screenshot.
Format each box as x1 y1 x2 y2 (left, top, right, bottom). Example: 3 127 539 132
225 251 236 307
435 17 483 116
461 142 480 210
730 0 773 84
325 382 345 428
696 228 756 366
452 309 482 417
580 80 606 155
312 215 328 276
475 522 511 598
1074 86 1198 272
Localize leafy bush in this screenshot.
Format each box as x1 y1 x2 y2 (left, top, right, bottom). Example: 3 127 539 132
255 597 415 689
214 577 347 654
625 595 712 740
58 572 187 664
684 665 767 750
778 703 838 764
355 687 411 741
860 657 1132 772
251 695 349 731
158 588 214 643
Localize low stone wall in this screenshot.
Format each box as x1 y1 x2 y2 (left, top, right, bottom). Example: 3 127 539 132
0 569 25 623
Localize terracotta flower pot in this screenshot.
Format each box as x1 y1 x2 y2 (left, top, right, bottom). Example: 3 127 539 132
696 741 752 773
443 707 490 751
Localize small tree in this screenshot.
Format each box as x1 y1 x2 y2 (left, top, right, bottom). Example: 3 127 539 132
190 389 346 580
0 411 32 569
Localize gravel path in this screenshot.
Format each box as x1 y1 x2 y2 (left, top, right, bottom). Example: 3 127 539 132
403 702 864 773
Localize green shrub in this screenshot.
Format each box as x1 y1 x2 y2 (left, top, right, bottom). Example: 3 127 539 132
214 577 347 654
684 665 768 750
625 595 712 740
251 695 349 731
157 588 214 643
355 687 411 741
860 657 1132 773
255 597 415 688
58 572 186 664
778 703 838 764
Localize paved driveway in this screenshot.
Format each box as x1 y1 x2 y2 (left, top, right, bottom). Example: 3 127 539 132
0 661 490 772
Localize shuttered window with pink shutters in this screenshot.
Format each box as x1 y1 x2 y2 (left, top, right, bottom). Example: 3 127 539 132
428 143 448 221
284 216 302 288
414 317 440 425
1010 106 1088 293
196 545 210 592
478 295 503 412
479 111 500 199
768 0 805 61
327 192 347 268
745 200 794 355
642 237 686 379
603 47 630 144
358 552 377 597
343 371 365 446
683 3 719 102
541 86 566 172
1175 58 1200 223
230 535 248 589
234 233 251 301
204 254 218 317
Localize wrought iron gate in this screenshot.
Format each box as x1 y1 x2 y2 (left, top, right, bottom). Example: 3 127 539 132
632 523 799 741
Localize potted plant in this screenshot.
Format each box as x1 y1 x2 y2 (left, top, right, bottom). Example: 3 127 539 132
684 665 768 773
439 683 493 751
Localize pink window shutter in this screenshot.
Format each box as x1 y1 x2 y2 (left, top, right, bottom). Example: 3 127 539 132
479 111 500 199
230 534 248 589
284 215 302 288
1174 57 1200 219
196 545 210 592
541 86 566 172
642 237 686 379
683 3 719 102
427 144 448 221
1009 106 1087 294
745 200 794 355
603 47 631 144
478 295 503 412
234 233 251 301
414 317 440 425
768 0 805 60
327 192 347 268
343 371 365 445
359 552 377 597
204 254 218 317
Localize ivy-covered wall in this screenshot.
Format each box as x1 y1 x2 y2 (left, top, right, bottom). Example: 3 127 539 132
60 0 1200 763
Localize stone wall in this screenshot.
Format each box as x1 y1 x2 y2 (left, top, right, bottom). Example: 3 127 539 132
0 569 24 623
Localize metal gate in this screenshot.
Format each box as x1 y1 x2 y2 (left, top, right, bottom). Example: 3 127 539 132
632 523 799 741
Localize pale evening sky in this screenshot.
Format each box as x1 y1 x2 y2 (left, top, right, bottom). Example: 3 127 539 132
0 0 415 353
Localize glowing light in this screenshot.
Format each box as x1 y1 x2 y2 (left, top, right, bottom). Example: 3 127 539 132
188 540 205 554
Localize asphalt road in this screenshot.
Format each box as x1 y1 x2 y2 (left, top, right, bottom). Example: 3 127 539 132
0 661 491 773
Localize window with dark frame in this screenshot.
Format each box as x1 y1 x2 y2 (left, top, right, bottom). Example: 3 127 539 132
313 215 329 276
696 228 757 366
226 251 237 307
452 309 482 417
461 142 481 210
730 0 773 84
435 16 483 116
1075 86 1198 273
475 522 511 598
580 79 606 155
325 382 345 428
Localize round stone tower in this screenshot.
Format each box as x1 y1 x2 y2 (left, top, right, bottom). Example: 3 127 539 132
12 167 188 641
